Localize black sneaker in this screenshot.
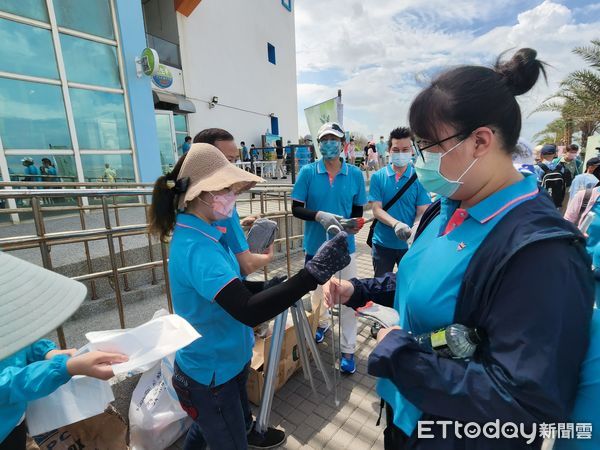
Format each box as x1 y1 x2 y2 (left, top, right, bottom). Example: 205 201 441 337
247 426 286 449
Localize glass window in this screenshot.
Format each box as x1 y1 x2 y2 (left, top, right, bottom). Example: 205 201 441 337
54 0 114 39
268 43 276 65
155 114 176 173
60 34 120 88
176 133 187 158
0 18 58 79
70 88 130 150
81 153 135 182
1 0 49 22
0 78 72 149
146 34 181 69
173 114 187 133
6 154 77 182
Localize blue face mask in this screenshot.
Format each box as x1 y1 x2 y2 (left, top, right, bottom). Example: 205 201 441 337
320 140 341 160
414 139 478 198
391 152 412 167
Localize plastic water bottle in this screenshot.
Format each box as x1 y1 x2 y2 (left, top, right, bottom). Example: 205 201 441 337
415 324 481 359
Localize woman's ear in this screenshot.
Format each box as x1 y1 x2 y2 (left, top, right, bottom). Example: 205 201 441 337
472 127 495 158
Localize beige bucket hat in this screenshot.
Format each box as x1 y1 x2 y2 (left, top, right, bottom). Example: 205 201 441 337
0 252 87 359
177 143 264 209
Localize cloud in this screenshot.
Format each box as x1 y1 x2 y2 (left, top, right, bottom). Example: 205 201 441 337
295 0 600 142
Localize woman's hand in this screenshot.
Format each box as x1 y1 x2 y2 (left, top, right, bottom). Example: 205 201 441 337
66 351 128 380
377 325 401 344
45 348 77 359
323 278 355 308
241 214 260 228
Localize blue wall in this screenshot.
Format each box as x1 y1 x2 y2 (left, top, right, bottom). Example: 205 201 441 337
114 0 162 183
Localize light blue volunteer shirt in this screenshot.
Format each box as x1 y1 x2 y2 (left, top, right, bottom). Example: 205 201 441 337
378 174 539 435
0 340 71 441
292 159 367 256
215 207 249 255
170 213 254 386
368 164 430 250
376 141 387 156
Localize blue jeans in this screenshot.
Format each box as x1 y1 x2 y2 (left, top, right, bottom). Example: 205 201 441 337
372 243 408 277
173 362 254 450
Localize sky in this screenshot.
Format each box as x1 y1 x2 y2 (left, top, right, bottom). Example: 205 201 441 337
294 0 600 144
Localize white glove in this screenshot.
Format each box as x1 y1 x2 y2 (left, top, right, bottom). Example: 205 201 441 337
393 221 411 241
315 211 343 233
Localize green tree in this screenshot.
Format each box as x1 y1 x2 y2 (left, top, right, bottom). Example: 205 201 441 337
534 39 600 148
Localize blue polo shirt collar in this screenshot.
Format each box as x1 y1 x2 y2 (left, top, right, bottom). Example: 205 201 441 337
316 158 349 176
175 213 223 242
386 164 412 178
468 173 539 224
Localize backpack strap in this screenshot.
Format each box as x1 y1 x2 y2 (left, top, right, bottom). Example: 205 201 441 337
578 188 594 223
414 199 441 241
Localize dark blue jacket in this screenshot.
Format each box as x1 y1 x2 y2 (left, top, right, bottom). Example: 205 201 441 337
350 193 594 449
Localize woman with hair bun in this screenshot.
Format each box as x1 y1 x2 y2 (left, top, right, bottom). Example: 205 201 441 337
324 48 594 449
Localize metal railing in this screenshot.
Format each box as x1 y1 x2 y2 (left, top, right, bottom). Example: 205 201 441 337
0 182 303 348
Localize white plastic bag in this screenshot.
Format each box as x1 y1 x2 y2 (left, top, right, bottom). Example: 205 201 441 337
85 311 201 375
26 375 114 436
129 353 192 450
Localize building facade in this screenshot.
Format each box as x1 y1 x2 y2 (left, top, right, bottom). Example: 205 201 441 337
0 0 298 185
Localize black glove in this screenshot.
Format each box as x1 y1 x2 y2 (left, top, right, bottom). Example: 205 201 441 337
264 275 288 289
305 232 351 284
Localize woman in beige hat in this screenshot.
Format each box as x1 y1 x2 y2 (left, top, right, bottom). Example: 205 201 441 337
148 143 351 450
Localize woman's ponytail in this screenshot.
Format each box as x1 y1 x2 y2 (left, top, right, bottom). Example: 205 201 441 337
148 154 188 242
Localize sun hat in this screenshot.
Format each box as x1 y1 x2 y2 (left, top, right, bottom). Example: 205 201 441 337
177 143 264 209
21 157 34 163
317 122 345 141
0 252 87 359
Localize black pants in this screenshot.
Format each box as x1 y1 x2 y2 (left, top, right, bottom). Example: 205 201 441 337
0 421 26 450
384 403 410 449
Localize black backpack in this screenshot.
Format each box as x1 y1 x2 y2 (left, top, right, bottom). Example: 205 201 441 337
538 163 570 207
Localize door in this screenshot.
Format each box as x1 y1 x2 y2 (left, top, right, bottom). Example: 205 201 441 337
155 110 178 174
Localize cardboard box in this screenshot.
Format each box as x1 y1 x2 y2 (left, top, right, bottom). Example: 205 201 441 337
247 305 318 405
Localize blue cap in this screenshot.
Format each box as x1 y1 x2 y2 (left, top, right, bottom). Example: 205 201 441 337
541 144 557 155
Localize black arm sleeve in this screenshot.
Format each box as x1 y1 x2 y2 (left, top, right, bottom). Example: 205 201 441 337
351 204 363 218
242 280 264 294
215 269 318 327
292 200 317 221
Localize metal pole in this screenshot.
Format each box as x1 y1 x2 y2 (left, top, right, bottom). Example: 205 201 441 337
290 304 316 393
76 196 98 300
144 204 158 285
255 308 288 434
161 241 173 313
101 196 126 329
296 299 332 391
32 197 67 349
112 195 130 291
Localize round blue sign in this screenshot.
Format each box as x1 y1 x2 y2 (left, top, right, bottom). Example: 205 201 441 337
152 65 173 89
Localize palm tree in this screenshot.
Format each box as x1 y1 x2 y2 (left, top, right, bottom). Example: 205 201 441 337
532 118 568 145
534 40 600 148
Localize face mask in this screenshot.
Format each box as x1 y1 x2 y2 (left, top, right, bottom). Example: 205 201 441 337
202 191 237 219
320 140 341 160
414 139 478 198
391 153 412 167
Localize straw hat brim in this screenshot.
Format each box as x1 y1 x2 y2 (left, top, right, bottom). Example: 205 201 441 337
180 161 264 208
0 252 87 359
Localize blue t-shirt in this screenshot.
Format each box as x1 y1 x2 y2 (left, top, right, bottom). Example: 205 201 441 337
292 159 367 255
242 146 249 160
24 165 41 181
0 340 71 441
556 310 600 450
182 142 191 153
378 174 540 435
376 141 387 156
215 207 249 255
169 213 254 386
368 165 430 250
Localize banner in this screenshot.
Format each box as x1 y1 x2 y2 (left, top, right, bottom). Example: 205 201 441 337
304 96 343 156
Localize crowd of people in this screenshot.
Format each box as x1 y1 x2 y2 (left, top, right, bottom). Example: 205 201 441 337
2 47 599 450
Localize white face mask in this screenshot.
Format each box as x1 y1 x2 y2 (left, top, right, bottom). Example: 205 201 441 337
391 152 412 167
